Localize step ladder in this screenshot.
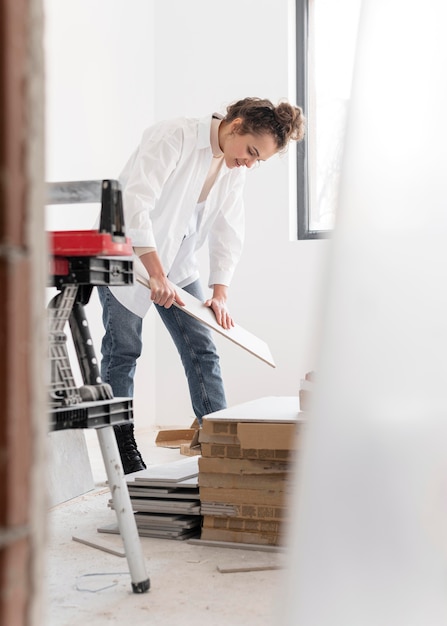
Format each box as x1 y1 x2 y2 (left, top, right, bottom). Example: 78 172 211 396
46 179 149 593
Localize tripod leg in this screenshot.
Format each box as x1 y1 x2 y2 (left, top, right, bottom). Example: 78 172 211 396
96 425 150 593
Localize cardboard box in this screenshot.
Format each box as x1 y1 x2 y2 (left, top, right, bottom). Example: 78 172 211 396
198 422 298 450
199 486 288 506
200 527 283 546
198 456 289 475
155 429 196 448
200 502 288 521
197 397 301 551
198 471 289 491
201 420 239 436
155 419 200 455
238 422 298 450
198 431 239 445
180 440 201 456
200 397 303 454
202 514 282 535
200 443 292 461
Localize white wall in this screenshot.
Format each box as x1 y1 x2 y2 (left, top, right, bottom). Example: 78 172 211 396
44 0 329 429
151 0 329 426
44 0 157 425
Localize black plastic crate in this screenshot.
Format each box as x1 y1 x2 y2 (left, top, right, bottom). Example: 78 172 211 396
50 256 133 288
49 397 133 431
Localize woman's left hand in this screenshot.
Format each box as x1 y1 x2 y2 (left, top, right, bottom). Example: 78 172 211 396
204 285 234 330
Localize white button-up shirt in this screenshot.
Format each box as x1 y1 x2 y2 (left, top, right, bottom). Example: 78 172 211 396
110 114 246 317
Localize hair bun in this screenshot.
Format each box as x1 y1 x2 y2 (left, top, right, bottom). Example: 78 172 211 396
224 97 305 151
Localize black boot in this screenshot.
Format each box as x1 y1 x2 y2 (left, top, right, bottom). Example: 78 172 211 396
113 423 147 474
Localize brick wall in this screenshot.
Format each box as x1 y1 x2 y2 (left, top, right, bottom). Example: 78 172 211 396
0 1 46 624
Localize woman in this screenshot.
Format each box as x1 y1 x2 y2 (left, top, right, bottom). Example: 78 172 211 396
98 97 305 473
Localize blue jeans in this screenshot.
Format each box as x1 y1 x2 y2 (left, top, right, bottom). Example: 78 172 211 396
97 280 227 422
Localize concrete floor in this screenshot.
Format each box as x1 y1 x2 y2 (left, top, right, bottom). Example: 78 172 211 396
44 427 288 626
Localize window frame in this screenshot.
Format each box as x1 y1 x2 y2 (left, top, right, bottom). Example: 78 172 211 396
296 0 331 240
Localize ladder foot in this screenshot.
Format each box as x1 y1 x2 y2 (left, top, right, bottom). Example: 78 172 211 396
131 578 150 594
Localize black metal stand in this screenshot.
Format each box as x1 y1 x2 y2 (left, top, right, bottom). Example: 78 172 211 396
47 179 150 593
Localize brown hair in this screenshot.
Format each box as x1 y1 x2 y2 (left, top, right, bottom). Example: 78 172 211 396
223 97 305 152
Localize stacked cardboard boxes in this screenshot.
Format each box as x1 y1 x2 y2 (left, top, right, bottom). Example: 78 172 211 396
198 396 303 547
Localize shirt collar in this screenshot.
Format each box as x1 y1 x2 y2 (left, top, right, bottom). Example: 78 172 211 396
210 113 223 158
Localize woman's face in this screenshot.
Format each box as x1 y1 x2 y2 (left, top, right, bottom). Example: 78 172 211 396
221 119 278 169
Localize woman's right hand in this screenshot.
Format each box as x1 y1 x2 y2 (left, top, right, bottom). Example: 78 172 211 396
149 275 183 308
140 249 184 308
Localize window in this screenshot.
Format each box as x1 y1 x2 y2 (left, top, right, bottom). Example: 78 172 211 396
296 0 362 239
